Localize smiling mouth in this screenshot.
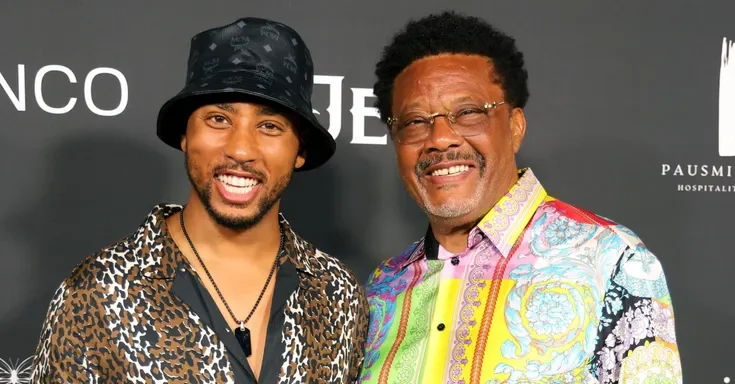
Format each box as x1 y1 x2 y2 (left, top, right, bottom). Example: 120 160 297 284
429 164 471 177
216 174 260 194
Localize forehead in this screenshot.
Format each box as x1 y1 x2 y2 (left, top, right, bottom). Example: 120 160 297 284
392 54 502 109
194 99 296 119
197 100 278 112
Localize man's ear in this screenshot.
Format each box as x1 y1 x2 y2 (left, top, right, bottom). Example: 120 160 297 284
295 151 306 169
294 118 308 169
509 107 527 154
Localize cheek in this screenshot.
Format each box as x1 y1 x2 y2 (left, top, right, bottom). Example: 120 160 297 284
477 124 514 161
260 135 300 169
186 128 224 157
185 134 229 179
185 150 209 183
395 147 420 184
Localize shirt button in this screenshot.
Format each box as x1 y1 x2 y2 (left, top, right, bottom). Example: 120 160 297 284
451 257 460 266
437 323 446 331
225 328 231 333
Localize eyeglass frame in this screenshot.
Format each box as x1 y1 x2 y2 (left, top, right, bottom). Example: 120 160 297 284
386 101 507 145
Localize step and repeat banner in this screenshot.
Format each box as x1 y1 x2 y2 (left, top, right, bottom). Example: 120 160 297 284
0 0 733 382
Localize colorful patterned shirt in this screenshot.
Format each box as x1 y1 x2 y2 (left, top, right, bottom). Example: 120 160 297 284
360 169 682 383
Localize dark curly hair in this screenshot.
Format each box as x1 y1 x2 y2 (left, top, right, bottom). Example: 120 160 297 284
373 11 529 125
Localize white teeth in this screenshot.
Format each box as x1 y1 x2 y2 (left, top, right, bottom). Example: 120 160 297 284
222 184 256 194
217 175 259 192
431 165 470 177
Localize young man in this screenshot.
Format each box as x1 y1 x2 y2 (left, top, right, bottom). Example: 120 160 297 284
31 17 368 383
361 11 682 383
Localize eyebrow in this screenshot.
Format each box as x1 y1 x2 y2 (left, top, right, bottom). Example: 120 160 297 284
256 105 285 117
402 96 480 111
212 103 292 121
214 103 236 113
450 96 477 104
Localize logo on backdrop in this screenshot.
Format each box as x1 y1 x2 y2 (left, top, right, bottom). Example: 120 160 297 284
660 37 735 193
719 37 735 156
0 356 32 383
0 65 128 117
311 75 386 145
0 67 388 145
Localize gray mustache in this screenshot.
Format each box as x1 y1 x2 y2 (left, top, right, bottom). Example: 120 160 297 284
415 151 486 175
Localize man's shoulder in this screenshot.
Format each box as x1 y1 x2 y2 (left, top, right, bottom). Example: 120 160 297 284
291 231 364 289
538 197 619 228
310 246 359 281
62 232 142 290
538 197 671 297
538 197 649 250
63 204 176 290
549 198 669 300
365 240 423 287
386 240 423 266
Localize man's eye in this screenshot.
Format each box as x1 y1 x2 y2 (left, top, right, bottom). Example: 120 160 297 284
404 118 427 127
260 122 285 133
209 115 228 124
456 108 483 116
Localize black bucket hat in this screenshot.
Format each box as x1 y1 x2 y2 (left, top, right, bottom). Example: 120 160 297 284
156 17 335 171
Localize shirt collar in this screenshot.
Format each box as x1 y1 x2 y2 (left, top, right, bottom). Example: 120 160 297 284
400 168 547 268
476 168 547 257
139 204 316 280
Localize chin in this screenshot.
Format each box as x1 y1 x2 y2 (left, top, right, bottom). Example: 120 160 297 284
214 202 260 218
424 183 486 218
202 194 270 231
422 199 476 219
207 205 267 231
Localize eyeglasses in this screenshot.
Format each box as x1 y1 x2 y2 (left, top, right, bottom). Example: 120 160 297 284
387 101 506 145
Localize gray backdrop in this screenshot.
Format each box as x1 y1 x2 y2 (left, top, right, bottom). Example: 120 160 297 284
0 1 732 382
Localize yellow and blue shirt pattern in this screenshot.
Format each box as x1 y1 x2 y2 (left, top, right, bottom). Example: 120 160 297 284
360 168 682 384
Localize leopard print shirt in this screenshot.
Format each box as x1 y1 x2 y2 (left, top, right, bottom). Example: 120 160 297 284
29 204 369 383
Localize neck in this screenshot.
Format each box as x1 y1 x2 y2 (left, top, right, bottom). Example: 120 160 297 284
430 169 520 254
179 196 282 262
429 218 476 254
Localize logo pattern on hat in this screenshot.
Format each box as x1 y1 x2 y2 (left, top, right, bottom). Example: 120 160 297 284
185 18 315 113
157 17 336 171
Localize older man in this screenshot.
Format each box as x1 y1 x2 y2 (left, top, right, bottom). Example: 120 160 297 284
361 11 682 384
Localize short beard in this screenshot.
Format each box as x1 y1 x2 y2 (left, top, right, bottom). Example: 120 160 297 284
414 149 487 219
185 154 292 231
418 182 484 219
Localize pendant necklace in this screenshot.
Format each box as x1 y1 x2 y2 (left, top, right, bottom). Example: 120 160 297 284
179 210 282 357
